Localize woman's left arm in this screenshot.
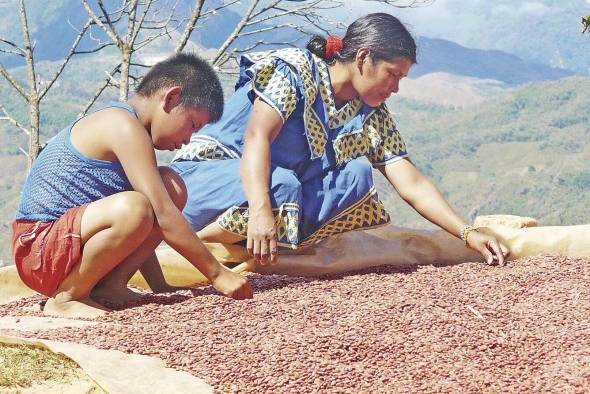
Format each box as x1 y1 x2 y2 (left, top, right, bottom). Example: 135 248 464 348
379 158 509 265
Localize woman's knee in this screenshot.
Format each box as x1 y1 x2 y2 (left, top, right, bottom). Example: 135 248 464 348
270 167 302 202
342 159 373 191
159 166 188 209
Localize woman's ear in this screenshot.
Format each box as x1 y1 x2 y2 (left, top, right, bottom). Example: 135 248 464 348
162 86 182 114
355 48 371 75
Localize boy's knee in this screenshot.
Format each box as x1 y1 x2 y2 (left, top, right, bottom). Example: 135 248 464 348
113 191 154 230
159 166 188 209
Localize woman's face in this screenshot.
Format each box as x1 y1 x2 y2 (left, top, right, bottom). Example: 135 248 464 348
352 53 413 107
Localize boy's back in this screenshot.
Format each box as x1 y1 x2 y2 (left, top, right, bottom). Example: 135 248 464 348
16 102 136 222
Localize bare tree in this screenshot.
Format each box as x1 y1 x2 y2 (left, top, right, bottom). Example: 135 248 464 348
80 0 181 104
0 0 95 166
81 0 434 112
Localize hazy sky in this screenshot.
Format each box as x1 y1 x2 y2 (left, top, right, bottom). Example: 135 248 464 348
338 0 590 50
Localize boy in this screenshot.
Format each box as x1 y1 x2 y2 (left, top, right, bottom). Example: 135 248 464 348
12 53 253 318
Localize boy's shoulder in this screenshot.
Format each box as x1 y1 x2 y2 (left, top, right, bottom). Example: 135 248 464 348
93 105 140 128
71 103 152 162
82 104 146 140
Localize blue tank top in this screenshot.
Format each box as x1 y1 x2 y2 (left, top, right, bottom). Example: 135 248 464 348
16 102 135 222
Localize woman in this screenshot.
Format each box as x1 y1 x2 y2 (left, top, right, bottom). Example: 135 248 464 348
171 13 509 266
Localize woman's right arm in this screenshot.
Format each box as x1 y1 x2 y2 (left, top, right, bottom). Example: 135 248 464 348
241 97 284 265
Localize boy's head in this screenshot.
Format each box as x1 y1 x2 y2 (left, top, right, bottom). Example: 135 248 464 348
136 52 224 150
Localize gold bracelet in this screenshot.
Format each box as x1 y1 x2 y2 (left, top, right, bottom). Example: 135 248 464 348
460 225 478 245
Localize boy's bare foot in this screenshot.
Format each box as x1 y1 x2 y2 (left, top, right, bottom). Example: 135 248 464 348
44 297 110 319
90 285 145 306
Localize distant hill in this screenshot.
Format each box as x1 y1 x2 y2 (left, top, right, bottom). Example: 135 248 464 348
0 0 580 86
394 0 590 75
378 76 590 230
397 72 509 108
411 37 576 85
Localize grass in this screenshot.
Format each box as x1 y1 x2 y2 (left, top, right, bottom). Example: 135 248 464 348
0 342 85 388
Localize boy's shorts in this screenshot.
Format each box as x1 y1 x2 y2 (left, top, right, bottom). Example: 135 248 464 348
11 204 88 297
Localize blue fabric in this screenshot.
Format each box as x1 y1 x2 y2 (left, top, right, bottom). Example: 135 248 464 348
16 102 135 222
172 48 408 248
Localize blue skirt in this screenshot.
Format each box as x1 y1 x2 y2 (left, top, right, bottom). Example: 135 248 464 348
171 157 390 249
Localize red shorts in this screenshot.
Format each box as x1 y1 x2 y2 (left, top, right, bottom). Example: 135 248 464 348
11 204 88 297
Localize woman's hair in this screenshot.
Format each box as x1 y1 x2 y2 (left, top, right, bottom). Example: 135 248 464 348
307 13 417 64
136 52 224 122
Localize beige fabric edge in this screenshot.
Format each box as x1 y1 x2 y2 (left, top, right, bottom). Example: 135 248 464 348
4 220 590 296
0 335 213 394
145 222 590 279
0 266 36 306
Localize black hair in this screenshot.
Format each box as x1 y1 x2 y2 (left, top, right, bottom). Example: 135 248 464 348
136 52 224 122
307 13 417 65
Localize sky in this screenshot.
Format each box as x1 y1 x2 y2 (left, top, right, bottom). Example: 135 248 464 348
337 0 590 50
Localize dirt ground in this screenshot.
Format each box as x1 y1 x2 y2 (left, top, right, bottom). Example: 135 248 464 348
1 254 589 393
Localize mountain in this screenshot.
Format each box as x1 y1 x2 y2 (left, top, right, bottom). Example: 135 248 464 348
392 0 590 75
397 73 509 108
411 37 575 85
378 75 590 229
0 1 580 87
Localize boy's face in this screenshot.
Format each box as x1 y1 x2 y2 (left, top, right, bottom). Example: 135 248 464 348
152 105 210 151
151 87 211 151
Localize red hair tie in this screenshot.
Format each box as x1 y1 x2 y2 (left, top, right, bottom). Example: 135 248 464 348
325 35 344 59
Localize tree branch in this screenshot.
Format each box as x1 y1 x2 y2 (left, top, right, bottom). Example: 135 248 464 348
175 0 204 52
82 0 123 48
17 145 29 158
212 0 260 65
73 42 115 54
0 105 29 135
245 0 323 26
200 0 240 18
0 47 25 57
363 0 434 7
125 0 140 48
39 18 94 100
79 64 121 117
19 0 36 98
0 38 25 57
130 0 153 46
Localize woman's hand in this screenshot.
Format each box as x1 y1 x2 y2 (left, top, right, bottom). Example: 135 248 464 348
247 207 278 265
211 266 253 300
466 231 510 266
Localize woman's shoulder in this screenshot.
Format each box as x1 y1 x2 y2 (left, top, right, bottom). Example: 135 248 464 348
239 47 320 79
241 47 311 65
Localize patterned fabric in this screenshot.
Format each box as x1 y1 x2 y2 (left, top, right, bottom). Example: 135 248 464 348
172 48 409 249
16 102 134 222
300 186 389 248
365 105 408 166
217 203 300 248
174 135 240 161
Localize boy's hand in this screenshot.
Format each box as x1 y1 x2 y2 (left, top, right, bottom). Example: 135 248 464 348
211 267 253 300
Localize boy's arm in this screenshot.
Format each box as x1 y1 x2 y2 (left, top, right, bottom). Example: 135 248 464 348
107 113 252 299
